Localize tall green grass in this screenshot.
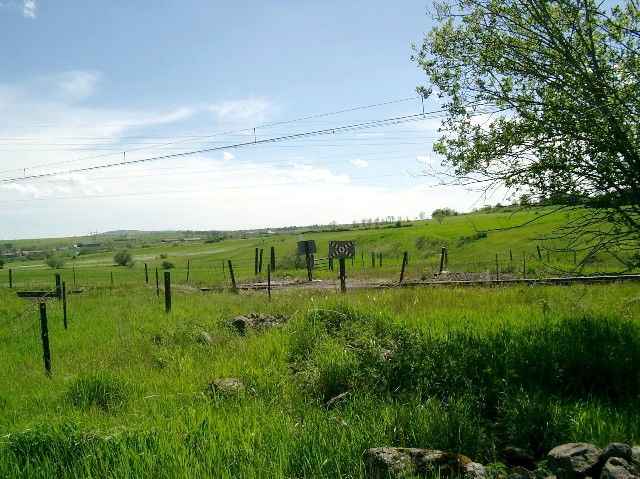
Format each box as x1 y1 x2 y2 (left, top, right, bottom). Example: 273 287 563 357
1 282 639 477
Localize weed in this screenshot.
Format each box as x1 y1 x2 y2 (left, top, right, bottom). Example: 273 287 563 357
64 371 128 412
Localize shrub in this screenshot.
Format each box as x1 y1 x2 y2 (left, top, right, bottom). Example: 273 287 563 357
46 256 65 269
161 260 174 270
113 248 134 267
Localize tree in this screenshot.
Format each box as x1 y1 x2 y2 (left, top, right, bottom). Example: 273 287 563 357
114 249 134 267
414 0 640 268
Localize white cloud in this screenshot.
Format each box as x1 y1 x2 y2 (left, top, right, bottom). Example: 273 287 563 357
350 158 369 168
55 70 100 101
209 98 273 123
23 0 35 18
223 151 235 161
288 164 349 184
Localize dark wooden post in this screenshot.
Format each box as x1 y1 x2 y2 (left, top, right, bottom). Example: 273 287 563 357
259 249 264 274
495 254 499 281
523 252 526 279
39 302 51 377
267 266 271 303
339 258 347 293
400 252 408 283
439 247 446 274
304 242 312 281
379 253 382 267
55 273 62 299
371 251 375 268
110 271 114 286
8 269 12 288
62 282 67 330
73 266 76 285
187 260 190 281
546 250 550 263
270 246 276 271
361 251 364 268
164 271 171 312
573 250 577 266
145 262 149 283
228 260 236 289
254 248 259 275
537 245 542 261
156 267 159 296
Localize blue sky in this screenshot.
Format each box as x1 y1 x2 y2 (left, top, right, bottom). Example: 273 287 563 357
0 1 491 240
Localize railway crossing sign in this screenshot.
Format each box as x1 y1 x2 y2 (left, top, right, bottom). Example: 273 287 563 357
328 240 355 259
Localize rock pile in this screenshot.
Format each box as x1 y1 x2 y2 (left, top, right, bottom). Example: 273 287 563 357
231 313 285 334
363 442 640 479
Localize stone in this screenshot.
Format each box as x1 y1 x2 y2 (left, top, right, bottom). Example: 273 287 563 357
232 313 284 334
547 443 601 479
363 447 471 479
465 462 488 479
601 457 640 479
200 331 214 345
207 377 244 396
601 444 633 464
500 446 537 470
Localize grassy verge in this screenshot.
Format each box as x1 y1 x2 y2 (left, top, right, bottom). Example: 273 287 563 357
1 283 639 477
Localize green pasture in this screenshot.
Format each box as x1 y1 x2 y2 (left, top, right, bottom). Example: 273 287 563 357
1 280 640 477
2 207 636 291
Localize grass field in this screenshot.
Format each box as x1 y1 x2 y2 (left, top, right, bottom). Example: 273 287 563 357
2 207 637 291
1 208 639 477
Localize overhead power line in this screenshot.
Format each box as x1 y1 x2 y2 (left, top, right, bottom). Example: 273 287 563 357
1 109 454 185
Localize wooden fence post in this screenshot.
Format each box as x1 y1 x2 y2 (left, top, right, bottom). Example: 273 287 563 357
379 253 382 268
55 273 62 299
145 262 149 283
304 242 312 282
371 251 375 268
62 281 67 330
164 271 171 312
8 269 12 288
254 248 259 275
39 302 51 377
523 252 527 279
187 260 190 282
228 260 236 289
267 266 271 303
339 258 347 293
495 254 499 281
73 266 76 285
270 246 276 271
537 245 542 262
259 248 264 274
439 247 446 274
400 251 408 283
156 267 159 296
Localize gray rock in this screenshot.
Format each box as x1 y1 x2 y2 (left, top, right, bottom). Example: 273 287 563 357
548 443 601 479
601 457 640 479
206 377 245 396
501 446 537 470
601 444 633 464
363 447 471 479
465 462 488 479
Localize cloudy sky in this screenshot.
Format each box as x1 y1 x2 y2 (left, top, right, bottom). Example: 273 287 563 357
0 1 491 240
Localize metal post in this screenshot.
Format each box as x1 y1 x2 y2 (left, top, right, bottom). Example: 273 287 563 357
339 258 346 293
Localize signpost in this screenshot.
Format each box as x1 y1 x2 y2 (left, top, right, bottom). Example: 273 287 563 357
328 241 355 292
298 240 316 281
